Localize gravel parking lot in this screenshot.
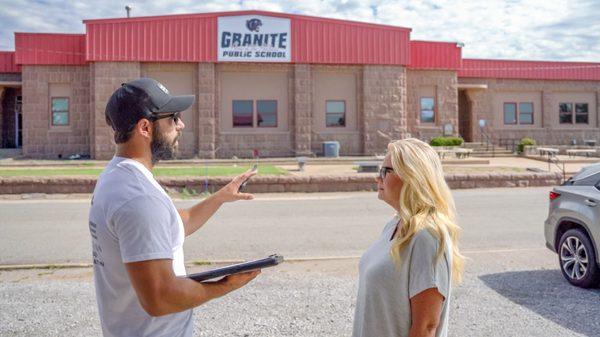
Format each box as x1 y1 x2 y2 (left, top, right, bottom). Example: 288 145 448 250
2 251 599 337
2 188 600 336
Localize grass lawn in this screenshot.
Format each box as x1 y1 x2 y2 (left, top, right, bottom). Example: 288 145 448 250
0 165 288 177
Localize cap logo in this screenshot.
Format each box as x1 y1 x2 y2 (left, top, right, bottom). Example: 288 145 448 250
246 18 262 32
157 82 170 95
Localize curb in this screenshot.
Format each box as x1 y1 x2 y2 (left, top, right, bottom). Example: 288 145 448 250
0 256 363 271
0 172 562 195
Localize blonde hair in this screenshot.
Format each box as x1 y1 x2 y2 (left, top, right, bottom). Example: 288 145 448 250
388 138 465 283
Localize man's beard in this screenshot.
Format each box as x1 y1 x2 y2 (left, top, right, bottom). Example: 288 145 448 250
150 123 180 165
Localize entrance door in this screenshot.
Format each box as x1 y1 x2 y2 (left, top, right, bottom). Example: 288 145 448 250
458 90 473 142
15 95 22 148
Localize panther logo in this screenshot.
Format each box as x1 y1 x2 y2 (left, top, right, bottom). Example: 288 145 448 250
246 18 262 32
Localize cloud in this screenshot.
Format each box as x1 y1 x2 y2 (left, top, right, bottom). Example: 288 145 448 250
0 0 598 61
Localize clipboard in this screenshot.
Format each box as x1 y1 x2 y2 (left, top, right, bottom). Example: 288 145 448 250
187 254 284 282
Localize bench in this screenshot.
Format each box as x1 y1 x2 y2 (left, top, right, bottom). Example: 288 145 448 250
455 148 473 159
566 149 597 158
354 161 381 173
537 147 559 159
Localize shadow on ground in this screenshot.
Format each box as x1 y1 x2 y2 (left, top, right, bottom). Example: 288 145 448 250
480 269 600 337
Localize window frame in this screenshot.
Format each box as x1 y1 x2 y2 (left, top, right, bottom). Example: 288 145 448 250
503 102 518 125
419 96 436 124
256 99 278 128
232 99 254 128
50 97 70 126
325 100 346 128
518 102 534 125
575 103 589 125
559 102 573 124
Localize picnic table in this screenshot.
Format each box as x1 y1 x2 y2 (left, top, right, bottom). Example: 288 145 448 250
354 161 381 173
566 149 597 158
537 147 559 159
455 148 473 159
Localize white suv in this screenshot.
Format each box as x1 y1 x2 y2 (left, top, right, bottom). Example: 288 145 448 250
545 163 600 288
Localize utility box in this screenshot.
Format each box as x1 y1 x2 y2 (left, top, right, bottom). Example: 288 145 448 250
322 141 340 157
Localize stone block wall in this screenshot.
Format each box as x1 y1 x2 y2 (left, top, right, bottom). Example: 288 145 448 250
459 77 600 145
406 69 459 141
362 65 408 155
198 63 217 158
21 65 90 158
294 64 312 156
90 62 140 159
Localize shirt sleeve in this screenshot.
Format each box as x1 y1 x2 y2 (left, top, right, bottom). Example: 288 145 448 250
408 230 450 300
111 195 174 263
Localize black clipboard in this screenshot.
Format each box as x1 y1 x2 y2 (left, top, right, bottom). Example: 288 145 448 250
187 254 284 282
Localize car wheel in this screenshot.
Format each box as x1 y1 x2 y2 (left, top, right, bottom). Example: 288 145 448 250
558 228 600 288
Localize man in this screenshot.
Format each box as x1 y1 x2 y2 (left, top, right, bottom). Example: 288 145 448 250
88 78 260 337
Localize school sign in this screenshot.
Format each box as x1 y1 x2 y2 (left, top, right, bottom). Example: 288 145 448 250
218 15 291 62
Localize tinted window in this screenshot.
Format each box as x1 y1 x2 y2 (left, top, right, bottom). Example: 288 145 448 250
51 97 69 126
420 97 435 123
233 100 253 127
257 100 277 127
326 101 345 127
503 103 517 124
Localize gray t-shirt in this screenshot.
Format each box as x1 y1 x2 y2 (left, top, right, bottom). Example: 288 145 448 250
89 157 192 337
352 216 452 337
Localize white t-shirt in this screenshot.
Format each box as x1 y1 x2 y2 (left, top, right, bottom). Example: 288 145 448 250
88 156 192 337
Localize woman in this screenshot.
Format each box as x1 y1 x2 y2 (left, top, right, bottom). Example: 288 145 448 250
352 138 465 337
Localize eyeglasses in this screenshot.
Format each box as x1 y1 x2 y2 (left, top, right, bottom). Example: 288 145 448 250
379 166 394 180
150 112 181 124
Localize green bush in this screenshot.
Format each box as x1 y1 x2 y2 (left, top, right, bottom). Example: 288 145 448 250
430 137 464 147
518 137 536 153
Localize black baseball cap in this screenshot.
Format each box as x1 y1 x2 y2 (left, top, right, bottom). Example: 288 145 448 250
105 77 195 133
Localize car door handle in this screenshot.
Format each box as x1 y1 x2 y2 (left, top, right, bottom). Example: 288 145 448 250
585 199 598 207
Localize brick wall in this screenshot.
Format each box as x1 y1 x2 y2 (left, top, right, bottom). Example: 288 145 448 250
362 65 408 155
459 78 600 145
294 64 312 156
90 62 140 159
21 66 90 158
407 69 459 141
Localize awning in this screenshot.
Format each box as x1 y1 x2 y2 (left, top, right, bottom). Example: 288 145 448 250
458 83 487 90
0 81 21 87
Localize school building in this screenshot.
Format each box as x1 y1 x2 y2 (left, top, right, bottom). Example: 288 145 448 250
0 10 598 159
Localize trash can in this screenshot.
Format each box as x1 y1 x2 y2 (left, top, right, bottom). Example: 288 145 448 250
322 141 340 158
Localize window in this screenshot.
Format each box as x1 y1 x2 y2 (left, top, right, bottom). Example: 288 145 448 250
232 100 253 127
575 103 589 124
504 102 534 125
503 103 517 125
519 102 533 125
559 103 573 124
257 100 277 127
420 97 435 123
51 97 69 126
560 102 589 125
326 100 346 127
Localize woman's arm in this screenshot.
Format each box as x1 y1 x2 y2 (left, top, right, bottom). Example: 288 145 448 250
408 287 445 337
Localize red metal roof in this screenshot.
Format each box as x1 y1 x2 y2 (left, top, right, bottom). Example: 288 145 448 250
84 10 411 65
459 58 600 81
0 51 21 73
409 41 461 70
15 33 86 65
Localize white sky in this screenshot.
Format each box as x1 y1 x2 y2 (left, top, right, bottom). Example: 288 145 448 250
0 0 598 61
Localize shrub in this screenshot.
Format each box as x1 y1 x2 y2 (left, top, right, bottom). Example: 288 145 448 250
518 137 536 153
430 137 464 147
